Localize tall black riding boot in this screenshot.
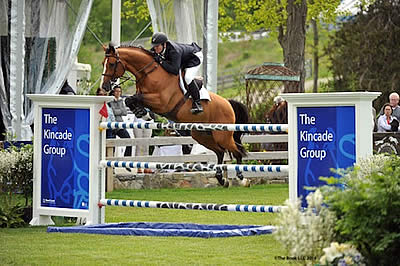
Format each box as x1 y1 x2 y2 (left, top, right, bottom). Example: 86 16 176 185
187 81 203 114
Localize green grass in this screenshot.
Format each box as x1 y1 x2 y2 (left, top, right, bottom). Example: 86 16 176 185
0 184 296 265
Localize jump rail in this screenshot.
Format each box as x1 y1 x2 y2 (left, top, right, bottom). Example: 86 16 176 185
99 199 286 213
99 160 289 174
99 122 288 133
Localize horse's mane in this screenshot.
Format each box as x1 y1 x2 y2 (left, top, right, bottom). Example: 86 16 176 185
117 45 154 56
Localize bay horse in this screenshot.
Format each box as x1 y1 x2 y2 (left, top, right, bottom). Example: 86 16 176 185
100 44 249 187
264 96 287 163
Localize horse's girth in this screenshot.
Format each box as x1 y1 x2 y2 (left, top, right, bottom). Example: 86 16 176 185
160 97 186 121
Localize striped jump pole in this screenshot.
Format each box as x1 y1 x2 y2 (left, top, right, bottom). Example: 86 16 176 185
99 121 288 133
99 160 289 174
99 199 286 213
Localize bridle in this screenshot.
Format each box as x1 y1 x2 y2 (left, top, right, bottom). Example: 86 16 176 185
102 51 158 86
102 54 126 83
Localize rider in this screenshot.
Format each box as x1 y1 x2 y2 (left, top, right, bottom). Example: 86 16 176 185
150 32 203 114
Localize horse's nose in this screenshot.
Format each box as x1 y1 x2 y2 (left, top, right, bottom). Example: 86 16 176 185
102 80 111 91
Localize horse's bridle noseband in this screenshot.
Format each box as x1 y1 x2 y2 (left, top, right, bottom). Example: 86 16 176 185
102 54 126 82
103 52 158 85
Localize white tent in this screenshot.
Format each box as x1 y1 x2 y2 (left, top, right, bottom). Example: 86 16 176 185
0 0 93 140
1 0 218 141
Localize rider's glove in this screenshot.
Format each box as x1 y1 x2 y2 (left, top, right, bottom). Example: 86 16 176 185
154 54 162 63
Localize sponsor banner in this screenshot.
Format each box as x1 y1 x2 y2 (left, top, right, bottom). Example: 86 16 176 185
41 108 90 209
297 106 356 206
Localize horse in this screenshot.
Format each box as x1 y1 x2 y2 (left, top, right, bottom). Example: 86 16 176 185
100 44 250 187
265 96 287 125
264 97 288 163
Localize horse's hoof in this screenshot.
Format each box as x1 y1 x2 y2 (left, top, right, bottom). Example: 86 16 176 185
216 175 225 186
223 179 230 188
240 178 250 187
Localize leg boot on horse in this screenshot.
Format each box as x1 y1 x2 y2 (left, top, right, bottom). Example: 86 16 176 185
187 81 203 114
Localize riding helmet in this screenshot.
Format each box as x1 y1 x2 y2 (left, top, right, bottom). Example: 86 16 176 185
151 32 168 47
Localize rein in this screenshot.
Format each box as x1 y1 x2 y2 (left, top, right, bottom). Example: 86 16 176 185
103 53 158 85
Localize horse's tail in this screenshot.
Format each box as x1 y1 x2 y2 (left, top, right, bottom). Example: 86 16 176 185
228 99 249 156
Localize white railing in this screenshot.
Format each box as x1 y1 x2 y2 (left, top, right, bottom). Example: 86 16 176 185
105 134 288 163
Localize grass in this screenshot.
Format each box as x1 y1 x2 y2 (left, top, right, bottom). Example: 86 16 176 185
0 184 297 265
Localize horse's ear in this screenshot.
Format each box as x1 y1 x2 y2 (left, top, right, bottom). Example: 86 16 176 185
102 44 107 51
109 42 117 53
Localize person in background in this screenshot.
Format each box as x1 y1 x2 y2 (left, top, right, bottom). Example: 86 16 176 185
59 80 76 95
107 86 132 157
379 92 400 120
377 103 399 132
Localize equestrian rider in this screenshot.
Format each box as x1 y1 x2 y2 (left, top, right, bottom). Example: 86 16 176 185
150 32 203 114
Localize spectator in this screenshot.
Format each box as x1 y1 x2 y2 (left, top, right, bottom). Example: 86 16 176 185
379 92 400 120
377 103 399 132
107 86 132 157
59 80 76 95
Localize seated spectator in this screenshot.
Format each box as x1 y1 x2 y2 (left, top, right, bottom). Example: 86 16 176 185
379 92 400 121
107 86 132 157
377 103 399 132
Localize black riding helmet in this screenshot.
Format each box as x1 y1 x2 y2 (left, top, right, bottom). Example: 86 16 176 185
151 32 168 47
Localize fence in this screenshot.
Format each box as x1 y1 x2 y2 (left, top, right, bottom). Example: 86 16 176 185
105 134 288 191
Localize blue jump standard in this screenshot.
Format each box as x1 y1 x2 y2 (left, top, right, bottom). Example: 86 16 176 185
47 222 276 238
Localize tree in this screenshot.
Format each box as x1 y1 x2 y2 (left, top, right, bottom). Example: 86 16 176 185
325 0 400 111
219 0 341 92
82 0 152 46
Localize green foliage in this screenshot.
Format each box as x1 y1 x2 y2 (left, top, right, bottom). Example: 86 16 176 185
0 144 33 207
325 0 400 111
82 0 152 46
218 0 341 33
0 202 25 228
320 154 400 265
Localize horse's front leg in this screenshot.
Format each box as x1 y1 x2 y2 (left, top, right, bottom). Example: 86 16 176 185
215 151 229 188
125 94 151 119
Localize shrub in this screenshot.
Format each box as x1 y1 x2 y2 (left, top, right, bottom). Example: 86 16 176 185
0 202 25 228
275 189 336 264
0 144 33 206
320 154 400 265
0 144 33 227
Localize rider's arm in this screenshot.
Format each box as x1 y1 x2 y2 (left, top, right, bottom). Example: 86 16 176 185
159 49 180 75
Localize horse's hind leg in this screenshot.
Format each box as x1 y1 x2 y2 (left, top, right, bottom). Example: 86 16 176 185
233 150 250 187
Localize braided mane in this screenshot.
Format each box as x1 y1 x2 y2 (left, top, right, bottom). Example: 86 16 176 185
117 44 154 56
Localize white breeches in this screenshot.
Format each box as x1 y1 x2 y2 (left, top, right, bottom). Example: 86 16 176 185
184 51 203 85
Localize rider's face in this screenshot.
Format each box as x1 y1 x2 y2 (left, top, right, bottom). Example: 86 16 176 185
153 43 164 54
